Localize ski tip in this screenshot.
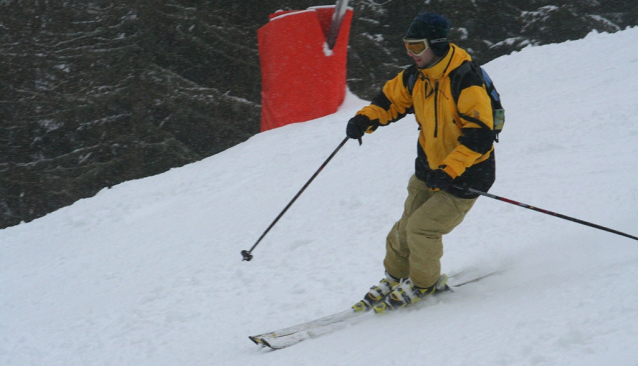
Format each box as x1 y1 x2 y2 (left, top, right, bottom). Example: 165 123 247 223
249 335 279 350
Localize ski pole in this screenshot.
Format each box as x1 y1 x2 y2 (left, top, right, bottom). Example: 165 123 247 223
460 186 638 241
326 0 349 50
241 137 350 261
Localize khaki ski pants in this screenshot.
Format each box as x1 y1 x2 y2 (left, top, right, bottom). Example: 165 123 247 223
384 175 477 288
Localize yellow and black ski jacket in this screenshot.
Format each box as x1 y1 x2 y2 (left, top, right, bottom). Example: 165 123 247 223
356 44 495 198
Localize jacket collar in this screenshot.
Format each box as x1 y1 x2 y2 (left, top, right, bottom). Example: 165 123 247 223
419 44 470 81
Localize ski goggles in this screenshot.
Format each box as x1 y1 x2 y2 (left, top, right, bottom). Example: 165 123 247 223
403 38 429 56
403 37 447 56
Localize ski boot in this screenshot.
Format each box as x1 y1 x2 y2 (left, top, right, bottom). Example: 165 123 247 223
373 274 449 314
352 272 402 312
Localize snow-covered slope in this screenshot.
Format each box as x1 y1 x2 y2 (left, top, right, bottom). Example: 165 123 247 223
2 28 638 365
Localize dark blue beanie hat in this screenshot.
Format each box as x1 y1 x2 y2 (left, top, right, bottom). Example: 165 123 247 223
405 12 451 57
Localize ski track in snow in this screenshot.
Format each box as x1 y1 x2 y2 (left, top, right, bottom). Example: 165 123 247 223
2 28 638 365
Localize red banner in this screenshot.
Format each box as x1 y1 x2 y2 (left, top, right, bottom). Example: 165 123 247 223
258 6 353 131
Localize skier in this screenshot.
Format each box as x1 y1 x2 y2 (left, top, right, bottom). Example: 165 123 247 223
346 12 496 313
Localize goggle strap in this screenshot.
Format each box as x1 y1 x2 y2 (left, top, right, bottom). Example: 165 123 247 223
429 37 447 44
403 37 447 44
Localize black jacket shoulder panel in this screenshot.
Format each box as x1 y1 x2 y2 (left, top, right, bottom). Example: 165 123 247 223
449 61 484 103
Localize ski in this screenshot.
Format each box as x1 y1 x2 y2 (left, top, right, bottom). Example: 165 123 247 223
251 312 371 349
248 308 366 346
249 269 499 350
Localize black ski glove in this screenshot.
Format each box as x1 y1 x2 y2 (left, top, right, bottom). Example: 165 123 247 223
346 115 372 140
426 167 454 191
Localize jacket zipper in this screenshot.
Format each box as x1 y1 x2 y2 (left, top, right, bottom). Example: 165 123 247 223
433 81 439 138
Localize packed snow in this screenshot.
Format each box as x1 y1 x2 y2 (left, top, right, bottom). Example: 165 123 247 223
2 28 638 365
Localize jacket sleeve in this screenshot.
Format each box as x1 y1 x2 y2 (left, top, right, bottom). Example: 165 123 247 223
442 77 495 179
355 70 414 131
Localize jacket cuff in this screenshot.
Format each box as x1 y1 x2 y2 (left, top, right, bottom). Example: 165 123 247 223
442 165 459 179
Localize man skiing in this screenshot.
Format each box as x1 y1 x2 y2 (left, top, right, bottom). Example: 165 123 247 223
346 12 496 313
